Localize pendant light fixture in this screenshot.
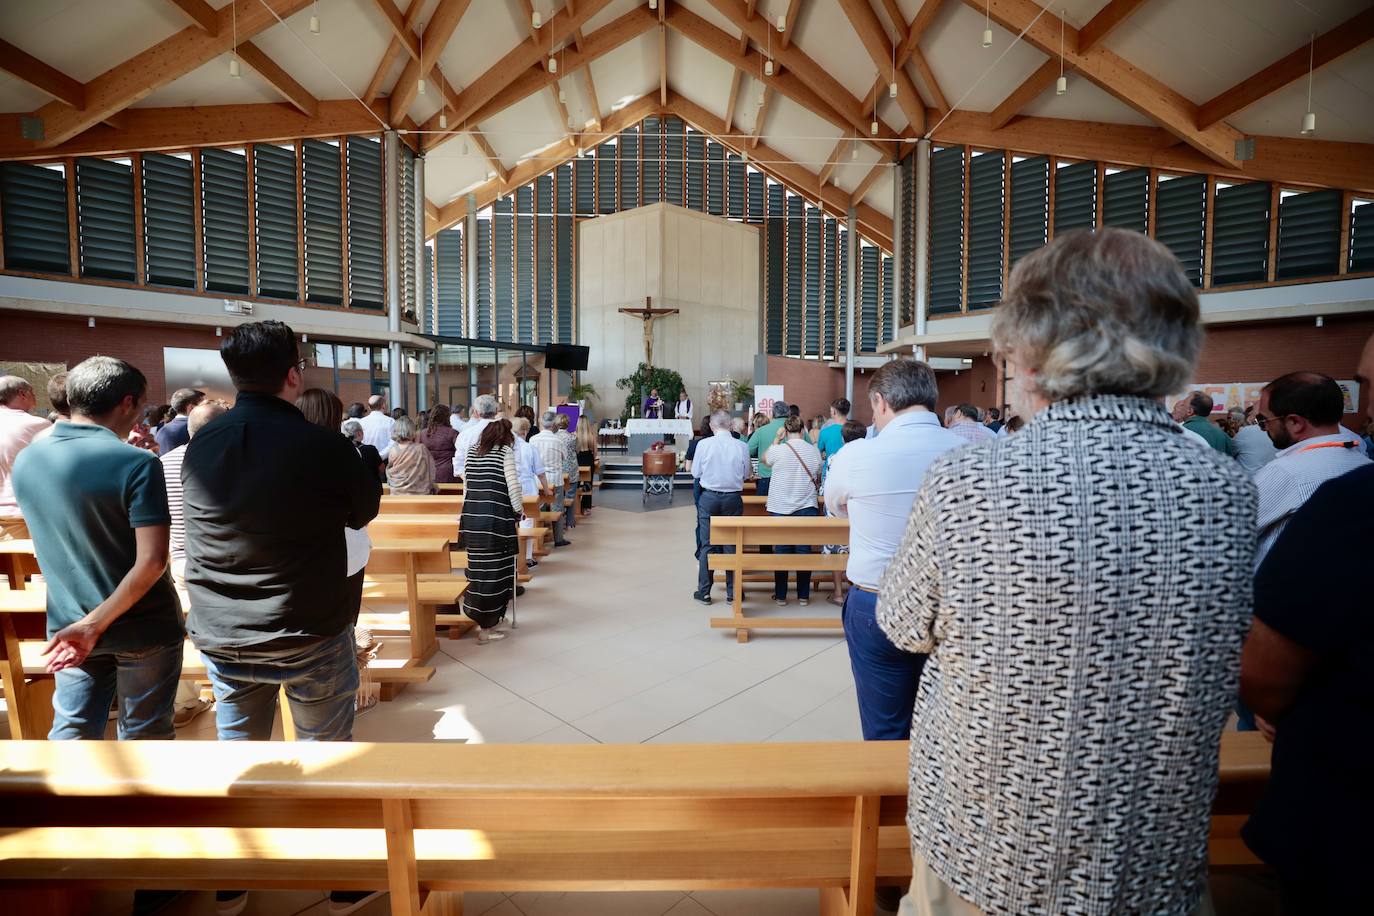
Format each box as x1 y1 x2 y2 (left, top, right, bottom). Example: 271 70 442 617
310 0 321 34
982 1 992 48
1300 32 1316 135
460 134 469 156
649 0 658 10
548 55 558 74
870 85 878 135
559 83 567 104
765 25 773 80
1055 11 1067 95
777 13 786 33
851 136 859 160
417 26 426 96
532 8 542 30
439 106 448 130
889 40 897 98
229 2 240 77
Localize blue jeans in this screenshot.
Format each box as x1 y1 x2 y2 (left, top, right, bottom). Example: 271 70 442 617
50 641 183 740
770 506 819 599
200 628 359 741
842 587 926 741
696 489 743 597
755 477 770 497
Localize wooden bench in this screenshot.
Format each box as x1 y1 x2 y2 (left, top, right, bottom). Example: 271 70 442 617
363 540 469 667
741 494 825 516
370 514 545 581
0 733 1271 916
708 517 850 642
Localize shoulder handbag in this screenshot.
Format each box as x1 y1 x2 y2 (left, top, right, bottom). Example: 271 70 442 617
783 440 822 497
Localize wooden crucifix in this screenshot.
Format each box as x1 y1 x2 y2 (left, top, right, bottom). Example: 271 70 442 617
618 297 679 371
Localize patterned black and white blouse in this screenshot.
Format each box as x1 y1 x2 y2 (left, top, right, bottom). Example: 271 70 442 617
877 395 1256 915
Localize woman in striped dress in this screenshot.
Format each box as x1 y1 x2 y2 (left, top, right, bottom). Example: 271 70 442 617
458 418 524 644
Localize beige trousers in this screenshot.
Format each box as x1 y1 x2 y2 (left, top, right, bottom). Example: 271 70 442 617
897 854 1216 916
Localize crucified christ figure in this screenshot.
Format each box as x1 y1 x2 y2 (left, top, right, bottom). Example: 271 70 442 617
617 297 679 371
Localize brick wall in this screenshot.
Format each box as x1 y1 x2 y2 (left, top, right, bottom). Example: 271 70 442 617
762 355 1001 425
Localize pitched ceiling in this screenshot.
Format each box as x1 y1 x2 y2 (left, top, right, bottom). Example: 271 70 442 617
2 0 1371 234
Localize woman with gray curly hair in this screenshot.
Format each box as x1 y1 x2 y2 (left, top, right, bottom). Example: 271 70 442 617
875 229 1256 915
385 416 436 495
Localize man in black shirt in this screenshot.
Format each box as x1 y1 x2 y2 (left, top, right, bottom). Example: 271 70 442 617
183 320 380 744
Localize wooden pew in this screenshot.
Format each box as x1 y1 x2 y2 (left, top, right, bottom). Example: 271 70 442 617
0 733 1271 916
708 517 850 642
363 540 469 665
742 494 825 517
369 514 544 582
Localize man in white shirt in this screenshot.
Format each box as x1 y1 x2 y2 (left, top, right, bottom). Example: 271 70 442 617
449 403 469 433
691 410 753 604
1253 372 1370 565
824 359 962 740
946 403 996 445
529 411 573 547
454 394 499 480
0 375 51 540
358 394 395 460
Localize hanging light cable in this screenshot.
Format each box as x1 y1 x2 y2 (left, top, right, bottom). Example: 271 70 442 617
229 2 240 77
1301 32 1316 134
983 1 992 48
889 39 897 98
765 23 773 77
418 25 427 95
870 84 878 135
310 0 321 34
1056 11 1067 95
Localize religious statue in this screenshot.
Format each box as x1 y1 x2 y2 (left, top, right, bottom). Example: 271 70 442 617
618 297 679 371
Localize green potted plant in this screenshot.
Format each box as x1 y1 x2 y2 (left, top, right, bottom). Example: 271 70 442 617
568 381 599 410
731 381 753 412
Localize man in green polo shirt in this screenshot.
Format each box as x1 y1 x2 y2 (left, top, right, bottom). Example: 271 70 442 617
13 355 184 740
1180 391 1238 457
746 400 790 496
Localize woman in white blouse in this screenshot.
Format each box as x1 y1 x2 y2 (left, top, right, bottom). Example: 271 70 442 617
761 415 823 606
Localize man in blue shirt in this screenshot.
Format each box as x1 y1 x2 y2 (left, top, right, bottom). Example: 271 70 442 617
816 397 849 477
152 387 204 455
691 410 753 604
13 356 184 740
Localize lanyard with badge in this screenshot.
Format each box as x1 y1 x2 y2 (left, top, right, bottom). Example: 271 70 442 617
1294 440 1360 454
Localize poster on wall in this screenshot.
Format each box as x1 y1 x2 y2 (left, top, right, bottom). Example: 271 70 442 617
1170 380 1363 415
1337 380 1360 414
754 385 784 417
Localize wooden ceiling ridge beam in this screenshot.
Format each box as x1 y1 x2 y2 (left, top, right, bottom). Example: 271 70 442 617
0 38 86 109
369 0 422 60
668 3 900 155
1197 7 1374 129
418 5 654 148
388 0 475 125
966 0 1241 167
25 0 313 148
363 0 428 104
837 0 925 133
861 2 947 119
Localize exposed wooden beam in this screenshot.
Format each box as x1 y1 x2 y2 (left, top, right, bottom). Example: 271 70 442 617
1077 0 1151 53
470 129 510 185
0 40 86 109
817 136 850 186
419 6 654 148
0 100 386 161
724 70 743 134
750 87 773 148
861 0 937 118
780 0 805 49
989 58 1058 130
909 46 947 115
164 0 219 35
739 0 758 54
850 161 886 205
369 0 423 61
582 69 603 130
516 0 577 145
388 0 474 125
234 42 318 118
907 0 945 44
1197 7 1374 129
837 0 925 133
660 23 668 106
965 0 1240 167
22 0 312 149
363 0 427 104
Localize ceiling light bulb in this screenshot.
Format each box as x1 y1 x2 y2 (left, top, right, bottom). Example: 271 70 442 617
649 0 657 10
982 28 992 48
310 14 321 34
764 59 774 77
777 14 786 32
439 110 448 129
461 138 469 155
548 57 558 73
532 11 542 29
229 56 240 78
417 77 427 95
559 85 567 104
1055 75 1067 95
888 81 897 99
851 140 859 160
870 119 878 136
1301 110 1316 135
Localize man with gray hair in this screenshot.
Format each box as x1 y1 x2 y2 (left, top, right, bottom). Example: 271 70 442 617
746 400 790 497
530 410 573 547
13 356 184 739
153 386 205 455
0 374 50 540
947 403 996 446
823 359 961 741
359 393 395 459
454 394 501 479
691 410 752 604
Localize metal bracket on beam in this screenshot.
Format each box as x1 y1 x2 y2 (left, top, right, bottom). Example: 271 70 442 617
1234 138 1255 162
20 116 43 141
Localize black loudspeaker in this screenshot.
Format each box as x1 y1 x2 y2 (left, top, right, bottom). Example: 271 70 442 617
544 344 589 371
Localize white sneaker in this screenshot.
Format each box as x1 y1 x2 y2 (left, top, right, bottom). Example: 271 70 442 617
477 628 508 645
774 598 787 607
799 598 810 607
173 697 214 728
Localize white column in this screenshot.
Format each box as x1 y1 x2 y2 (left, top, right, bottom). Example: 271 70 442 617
891 157 903 347
384 131 403 405
465 206 479 337
845 205 858 402
913 139 931 361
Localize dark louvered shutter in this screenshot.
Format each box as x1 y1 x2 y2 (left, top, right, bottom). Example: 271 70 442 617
966 152 1004 307
596 142 616 214
1154 174 1206 286
423 243 435 333
536 173 554 343
765 182 784 354
475 216 492 337
493 197 514 338
141 154 195 288
728 153 746 221
556 163 574 343
1351 199 1374 272
641 117 661 205
882 252 894 344
684 129 704 212
1211 182 1270 286
666 120 686 208
1053 161 1096 234
823 217 837 359
860 244 879 351
619 125 639 210
398 147 416 315
805 205 822 356
201 148 250 294
574 155 594 217
747 168 764 222
75 158 135 281
837 225 848 354
927 147 964 313
254 144 298 299
706 141 724 216
786 194 804 356
303 139 343 305
1008 155 1047 268
1 161 70 274
346 136 384 309
436 228 464 336
1102 168 1148 234
1276 188 1341 280
515 183 534 343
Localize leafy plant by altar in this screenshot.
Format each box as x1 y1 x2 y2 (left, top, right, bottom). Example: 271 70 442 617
568 381 600 407
616 363 685 423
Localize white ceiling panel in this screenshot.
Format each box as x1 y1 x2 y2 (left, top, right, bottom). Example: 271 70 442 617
587 31 660 112
248 0 394 101
862 166 895 213
437 0 530 92
1231 43 1374 145
680 0 744 37
666 31 734 121
1020 74 1154 126
786 0 878 101
759 92 851 173
135 58 287 109
423 132 499 205
479 91 567 167
0 0 195 84
922 2 1047 115
582 0 642 35
0 74 49 112
830 143 884 196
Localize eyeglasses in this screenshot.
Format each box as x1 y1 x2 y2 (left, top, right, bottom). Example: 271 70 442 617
1253 413 1288 427
295 358 308 371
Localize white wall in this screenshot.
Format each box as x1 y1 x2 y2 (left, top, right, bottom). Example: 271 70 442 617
578 203 760 415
